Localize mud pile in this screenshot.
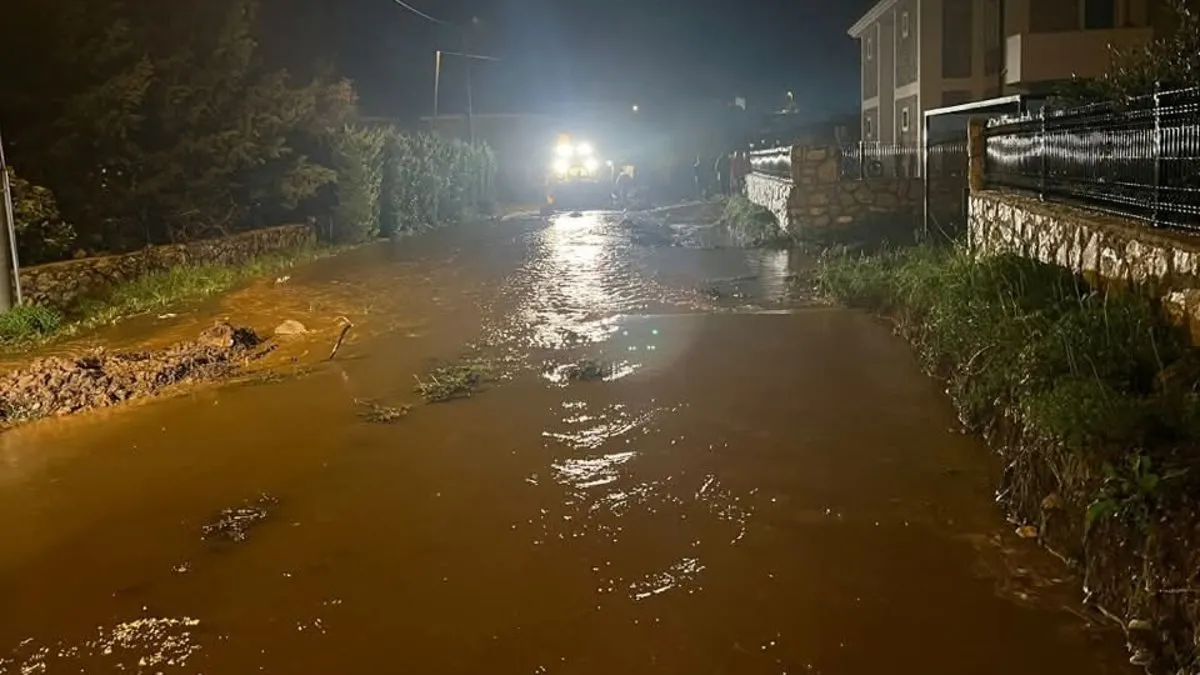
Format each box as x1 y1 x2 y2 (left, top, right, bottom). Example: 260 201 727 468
0 322 266 424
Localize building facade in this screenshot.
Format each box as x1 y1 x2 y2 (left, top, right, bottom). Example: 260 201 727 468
848 0 1168 147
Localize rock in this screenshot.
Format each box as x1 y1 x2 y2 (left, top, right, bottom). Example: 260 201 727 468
1015 525 1039 539
273 319 309 337
1040 493 1064 511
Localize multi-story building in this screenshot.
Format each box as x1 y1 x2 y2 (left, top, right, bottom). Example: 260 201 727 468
848 0 1170 146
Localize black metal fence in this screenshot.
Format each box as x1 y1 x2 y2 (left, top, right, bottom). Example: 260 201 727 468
984 85 1200 232
749 146 791 178
839 142 920 180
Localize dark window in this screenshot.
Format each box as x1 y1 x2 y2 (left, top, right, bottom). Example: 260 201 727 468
941 0 973 78
1084 0 1115 29
1030 0 1080 32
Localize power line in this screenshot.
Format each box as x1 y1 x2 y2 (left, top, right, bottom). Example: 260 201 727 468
388 0 451 25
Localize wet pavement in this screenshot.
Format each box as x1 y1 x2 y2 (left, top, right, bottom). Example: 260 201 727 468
0 212 1136 673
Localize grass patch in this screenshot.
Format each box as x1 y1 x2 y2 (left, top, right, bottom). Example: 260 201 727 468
0 245 342 350
817 245 1194 452
0 305 63 342
720 196 794 248
413 358 497 403
816 245 1200 526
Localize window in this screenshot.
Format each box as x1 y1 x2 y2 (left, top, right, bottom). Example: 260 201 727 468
866 35 874 59
901 107 910 132
901 11 910 38
1084 0 1116 29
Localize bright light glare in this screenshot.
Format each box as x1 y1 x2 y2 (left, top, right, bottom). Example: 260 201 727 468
577 143 593 156
552 158 569 174
583 157 599 172
556 144 573 158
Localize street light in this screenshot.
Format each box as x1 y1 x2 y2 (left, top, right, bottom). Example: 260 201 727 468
432 48 499 145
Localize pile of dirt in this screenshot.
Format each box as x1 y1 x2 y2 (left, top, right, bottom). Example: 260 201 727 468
0 322 266 425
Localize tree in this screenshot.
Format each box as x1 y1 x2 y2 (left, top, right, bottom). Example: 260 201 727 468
5 168 76 265
0 0 355 251
1058 0 1200 102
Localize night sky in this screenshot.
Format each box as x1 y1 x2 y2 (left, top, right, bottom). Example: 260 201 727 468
261 0 876 121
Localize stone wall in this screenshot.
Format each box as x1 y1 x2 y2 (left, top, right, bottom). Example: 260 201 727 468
970 190 1200 339
19 224 316 310
744 145 924 235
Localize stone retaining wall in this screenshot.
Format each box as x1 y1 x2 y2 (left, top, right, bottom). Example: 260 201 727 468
970 190 1200 339
18 224 316 310
744 145 924 234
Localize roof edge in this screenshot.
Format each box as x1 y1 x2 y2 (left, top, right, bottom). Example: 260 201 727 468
847 0 898 37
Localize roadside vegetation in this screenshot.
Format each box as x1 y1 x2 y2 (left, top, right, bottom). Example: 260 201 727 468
0 245 338 348
816 243 1200 670
719 196 795 248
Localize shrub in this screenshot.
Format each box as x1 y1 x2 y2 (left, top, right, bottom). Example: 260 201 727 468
720 196 792 247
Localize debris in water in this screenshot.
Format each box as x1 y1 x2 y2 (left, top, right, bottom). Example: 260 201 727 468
560 359 614 382
355 399 410 424
327 317 354 361
201 493 279 542
414 358 496 403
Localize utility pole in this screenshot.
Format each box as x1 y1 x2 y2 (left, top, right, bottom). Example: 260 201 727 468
432 49 497 141
0 124 21 311
432 49 442 127
464 33 475 146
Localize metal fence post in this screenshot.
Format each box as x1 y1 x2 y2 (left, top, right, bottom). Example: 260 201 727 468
0 125 21 311
1037 107 1046 201
1153 81 1162 227
858 140 865 180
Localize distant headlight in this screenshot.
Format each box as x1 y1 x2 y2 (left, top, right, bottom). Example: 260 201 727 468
552 158 570 174
555 144 573 158
577 143 593 156
583 157 599 172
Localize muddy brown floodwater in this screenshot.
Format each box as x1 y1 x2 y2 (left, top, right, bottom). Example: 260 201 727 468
0 212 1138 674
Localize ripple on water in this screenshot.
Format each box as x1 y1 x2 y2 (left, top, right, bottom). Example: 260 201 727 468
628 557 707 601
0 617 203 674
540 402 659 452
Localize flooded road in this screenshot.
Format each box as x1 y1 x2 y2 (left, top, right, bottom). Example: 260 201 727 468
0 212 1135 674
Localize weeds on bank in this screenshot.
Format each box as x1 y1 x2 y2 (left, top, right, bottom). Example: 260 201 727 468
720 196 795 248
414 358 497 403
0 245 340 349
816 244 1200 529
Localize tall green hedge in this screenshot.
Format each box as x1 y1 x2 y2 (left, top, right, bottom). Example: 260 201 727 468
332 126 497 242
330 125 388 243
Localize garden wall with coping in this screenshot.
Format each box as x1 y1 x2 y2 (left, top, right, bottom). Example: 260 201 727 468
745 145 936 235
969 190 1200 341
18 224 316 310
